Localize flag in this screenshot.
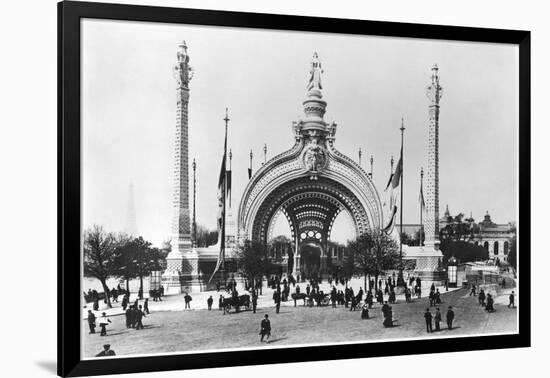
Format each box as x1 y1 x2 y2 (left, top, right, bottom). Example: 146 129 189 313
383 205 398 233
384 173 394 191
391 155 402 189
209 121 228 284
226 170 232 208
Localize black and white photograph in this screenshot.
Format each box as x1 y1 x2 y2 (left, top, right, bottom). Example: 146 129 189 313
78 15 522 361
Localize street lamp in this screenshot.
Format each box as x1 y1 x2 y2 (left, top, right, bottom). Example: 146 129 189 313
447 256 458 288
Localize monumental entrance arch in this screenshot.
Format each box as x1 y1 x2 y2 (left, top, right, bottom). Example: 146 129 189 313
238 53 385 276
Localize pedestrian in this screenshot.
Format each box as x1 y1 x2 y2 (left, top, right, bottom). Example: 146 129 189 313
93 298 99 311
501 278 506 288
274 292 281 314
135 305 145 330
470 283 476 296
143 298 150 314
434 308 442 331
98 312 112 336
184 293 192 309
252 293 257 314
366 290 373 309
389 289 396 304
383 305 393 328
219 295 224 311
446 306 455 330
478 289 486 307
121 294 128 311
508 291 516 308
95 344 116 357
260 314 271 342
486 294 495 312
424 308 433 333
361 303 370 319
444 279 449 292
87 310 96 334
129 305 137 328
207 296 213 310
435 289 441 305
125 307 132 328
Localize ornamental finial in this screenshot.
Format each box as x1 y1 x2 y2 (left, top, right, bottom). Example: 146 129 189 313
307 52 323 92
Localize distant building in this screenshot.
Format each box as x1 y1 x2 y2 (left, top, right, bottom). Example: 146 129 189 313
399 206 515 264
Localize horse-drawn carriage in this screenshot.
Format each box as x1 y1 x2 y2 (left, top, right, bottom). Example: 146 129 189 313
222 294 251 314
291 292 330 307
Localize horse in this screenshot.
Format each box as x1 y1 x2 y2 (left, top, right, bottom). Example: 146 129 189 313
291 293 307 307
222 294 250 314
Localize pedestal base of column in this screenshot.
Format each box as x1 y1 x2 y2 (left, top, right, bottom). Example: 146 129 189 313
404 245 446 285
162 272 183 295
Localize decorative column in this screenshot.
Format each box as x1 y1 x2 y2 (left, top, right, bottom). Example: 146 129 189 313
424 64 443 251
162 41 200 294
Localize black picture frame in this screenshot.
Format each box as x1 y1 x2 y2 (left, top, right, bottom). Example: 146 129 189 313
58 1 531 376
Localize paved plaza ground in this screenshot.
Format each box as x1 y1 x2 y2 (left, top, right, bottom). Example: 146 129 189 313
83 285 518 358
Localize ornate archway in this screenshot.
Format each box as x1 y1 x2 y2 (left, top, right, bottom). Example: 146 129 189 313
237 53 385 275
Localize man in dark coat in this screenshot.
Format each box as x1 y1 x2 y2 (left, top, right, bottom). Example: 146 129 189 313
424 308 433 333
260 314 271 342
508 291 516 308
219 295 224 311
446 306 455 330
87 310 96 334
366 290 374 308
95 344 116 357
184 294 192 309
207 296 213 310
274 290 281 313
121 294 128 311
470 283 477 296
143 298 150 314
125 307 132 328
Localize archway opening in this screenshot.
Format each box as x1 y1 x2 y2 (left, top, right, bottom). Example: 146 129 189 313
300 243 322 278
493 241 499 255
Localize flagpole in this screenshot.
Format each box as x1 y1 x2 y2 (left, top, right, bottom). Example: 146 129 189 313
221 108 229 288
420 167 424 246
228 149 232 209
249 149 253 178
398 118 405 287
192 158 197 248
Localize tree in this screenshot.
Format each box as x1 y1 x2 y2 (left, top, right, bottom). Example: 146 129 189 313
113 237 166 299
195 225 218 247
83 225 118 308
346 230 400 291
439 240 488 264
440 213 480 242
235 240 273 294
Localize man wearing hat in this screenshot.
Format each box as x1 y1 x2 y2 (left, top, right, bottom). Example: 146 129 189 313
87 310 96 334
95 344 116 357
446 306 455 330
259 314 271 342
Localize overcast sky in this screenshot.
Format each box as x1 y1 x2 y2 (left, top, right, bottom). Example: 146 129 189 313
81 19 518 247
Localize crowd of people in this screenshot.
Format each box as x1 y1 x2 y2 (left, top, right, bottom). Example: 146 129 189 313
86 270 517 356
